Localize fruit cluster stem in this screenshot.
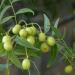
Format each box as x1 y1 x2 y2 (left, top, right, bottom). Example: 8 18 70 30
25 48 29 58
18 19 27 26
27 23 42 32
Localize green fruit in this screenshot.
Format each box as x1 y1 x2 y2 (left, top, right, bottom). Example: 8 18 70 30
31 26 37 35
4 42 13 51
19 29 27 38
25 27 33 35
40 43 49 53
38 32 46 42
2 35 11 43
22 58 30 70
47 36 56 46
64 65 73 73
12 24 21 34
27 36 35 45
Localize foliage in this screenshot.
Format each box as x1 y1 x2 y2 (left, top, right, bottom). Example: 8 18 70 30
0 0 74 75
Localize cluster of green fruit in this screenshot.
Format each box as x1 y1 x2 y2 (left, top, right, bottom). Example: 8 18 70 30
2 23 56 70
3 24 56 52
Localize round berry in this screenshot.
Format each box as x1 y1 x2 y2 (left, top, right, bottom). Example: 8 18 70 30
64 65 73 73
38 32 46 42
25 27 32 35
19 29 27 38
22 58 30 70
27 36 35 45
12 24 21 34
4 42 13 51
40 43 49 53
2 35 11 43
47 36 56 46
31 26 37 35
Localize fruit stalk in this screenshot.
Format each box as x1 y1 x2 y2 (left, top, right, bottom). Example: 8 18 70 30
27 23 42 32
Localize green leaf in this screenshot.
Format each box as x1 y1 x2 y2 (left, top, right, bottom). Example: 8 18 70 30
7 51 22 69
16 8 34 15
52 18 60 36
0 0 5 10
12 0 20 4
1 16 14 24
54 18 60 28
14 44 41 57
63 49 72 64
43 14 50 33
48 44 58 64
51 25 61 38
61 40 73 64
15 36 40 51
0 5 11 23
14 44 25 55
0 42 6 57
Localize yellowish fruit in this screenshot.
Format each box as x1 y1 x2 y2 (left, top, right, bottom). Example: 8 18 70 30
19 29 27 38
38 32 46 42
30 26 37 35
47 36 56 46
4 42 13 51
2 35 11 43
27 36 35 45
25 27 33 35
12 24 21 34
64 65 73 73
40 43 49 53
22 58 30 70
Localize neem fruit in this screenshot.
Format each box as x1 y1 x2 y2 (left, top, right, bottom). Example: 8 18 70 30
64 65 73 73
38 32 46 42
4 42 13 51
12 24 21 34
25 27 33 35
19 29 27 38
22 58 31 70
30 26 37 35
40 42 49 53
2 35 11 43
47 36 56 46
27 36 35 45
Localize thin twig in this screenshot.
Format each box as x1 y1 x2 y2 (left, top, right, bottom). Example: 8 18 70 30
9 0 17 24
31 60 40 75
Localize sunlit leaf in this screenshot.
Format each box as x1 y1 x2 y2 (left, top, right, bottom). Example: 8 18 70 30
54 18 60 28
52 18 61 37
1 16 14 24
0 0 5 10
43 14 50 33
16 8 34 15
0 5 11 22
